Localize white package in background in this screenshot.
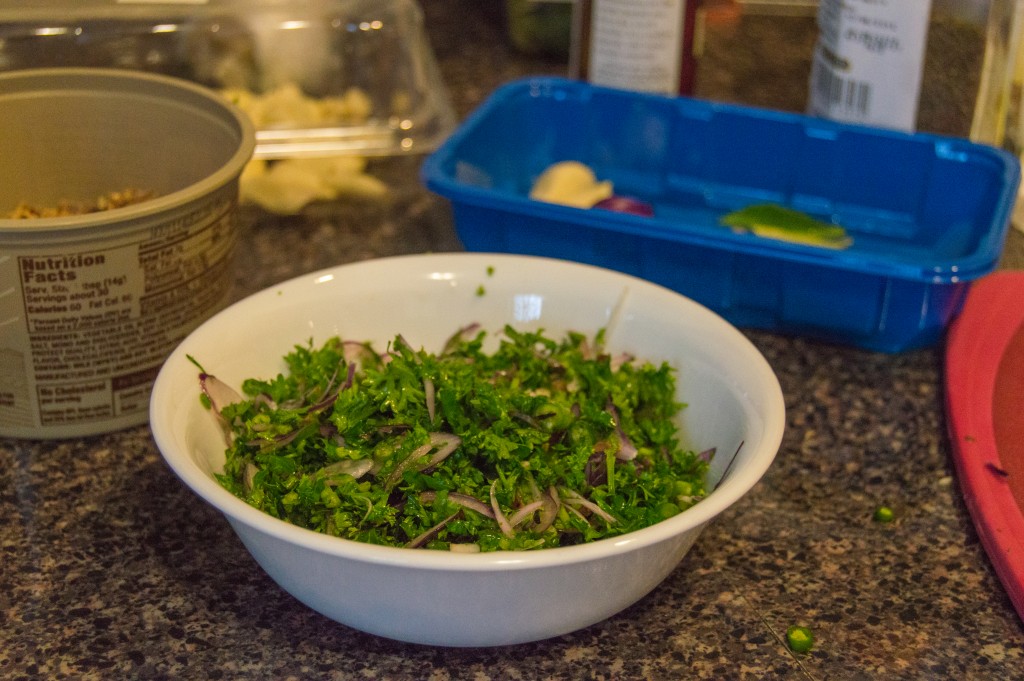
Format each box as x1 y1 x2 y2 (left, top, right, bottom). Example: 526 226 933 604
808 0 933 131
577 0 697 95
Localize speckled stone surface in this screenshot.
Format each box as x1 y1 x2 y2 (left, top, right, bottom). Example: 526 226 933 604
3 3 1024 679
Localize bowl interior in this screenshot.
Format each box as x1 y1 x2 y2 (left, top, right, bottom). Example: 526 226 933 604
152 253 784 565
0 68 252 217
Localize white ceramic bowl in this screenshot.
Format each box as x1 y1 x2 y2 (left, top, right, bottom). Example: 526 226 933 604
150 253 785 646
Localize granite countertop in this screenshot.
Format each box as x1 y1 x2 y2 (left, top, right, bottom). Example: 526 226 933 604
3 2 1024 679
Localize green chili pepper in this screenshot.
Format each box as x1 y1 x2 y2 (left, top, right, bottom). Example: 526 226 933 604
873 505 895 523
786 625 815 653
721 203 852 249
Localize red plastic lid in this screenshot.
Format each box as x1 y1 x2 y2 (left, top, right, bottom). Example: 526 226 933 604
945 270 1024 621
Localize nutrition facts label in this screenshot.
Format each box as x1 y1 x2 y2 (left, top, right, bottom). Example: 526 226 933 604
0 195 237 436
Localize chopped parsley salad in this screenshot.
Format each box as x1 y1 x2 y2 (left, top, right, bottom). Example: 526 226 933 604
194 324 711 552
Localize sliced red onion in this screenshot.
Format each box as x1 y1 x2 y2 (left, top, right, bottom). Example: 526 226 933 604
253 393 277 411
512 410 541 429
534 486 560 532
424 377 436 423
383 432 462 488
243 462 259 492
594 195 655 216
374 424 411 435
716 442 742 486
419 490 494 518
509 500 546 527
422 432 461 470
561 488 617 525
563 503 590 524
608 404 638 461
199 372 242 416
406 511 459 549
615 431 638 461
609 352 634 372
342 340 379 367
321 426 348 451
442 323 481 354
578 337 594 360
383 446 425 489
319 458 374 482
393 334 414 355
584 450 608 487
315 366 340 401
490 480 514 537
307 390 339 414
340 362 356 391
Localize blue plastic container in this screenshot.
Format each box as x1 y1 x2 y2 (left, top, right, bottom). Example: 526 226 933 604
422 77 1020 352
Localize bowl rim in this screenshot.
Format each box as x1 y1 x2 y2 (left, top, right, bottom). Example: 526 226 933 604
151 252 786 571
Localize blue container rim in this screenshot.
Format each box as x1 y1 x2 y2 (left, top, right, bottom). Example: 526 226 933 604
422 76 1022 285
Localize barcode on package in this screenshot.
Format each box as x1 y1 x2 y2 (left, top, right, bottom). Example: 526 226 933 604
807 0 929 131
813 64 871 119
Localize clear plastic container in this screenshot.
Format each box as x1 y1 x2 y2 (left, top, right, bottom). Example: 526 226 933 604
0 0 456 159
694 0 1017 142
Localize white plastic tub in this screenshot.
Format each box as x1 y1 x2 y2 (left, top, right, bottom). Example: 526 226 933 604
0 68 255 439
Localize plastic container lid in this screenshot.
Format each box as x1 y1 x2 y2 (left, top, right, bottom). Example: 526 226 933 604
0 0 457 158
